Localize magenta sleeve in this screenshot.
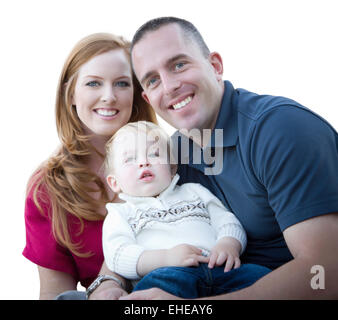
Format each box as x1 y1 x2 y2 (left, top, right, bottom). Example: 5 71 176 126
22 192 78 280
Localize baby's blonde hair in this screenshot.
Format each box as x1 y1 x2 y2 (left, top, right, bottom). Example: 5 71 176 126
105 121 176 175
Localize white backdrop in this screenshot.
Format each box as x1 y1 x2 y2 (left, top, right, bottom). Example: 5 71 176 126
1 0 337 299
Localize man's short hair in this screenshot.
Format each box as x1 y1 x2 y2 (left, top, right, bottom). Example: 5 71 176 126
131 16 210 58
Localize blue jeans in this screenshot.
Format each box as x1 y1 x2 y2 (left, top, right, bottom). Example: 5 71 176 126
133 263 270 298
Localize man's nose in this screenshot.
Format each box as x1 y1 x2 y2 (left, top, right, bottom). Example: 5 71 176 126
161 73 181 96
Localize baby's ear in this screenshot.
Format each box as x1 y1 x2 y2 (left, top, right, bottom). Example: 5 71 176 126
170 164 178 178
107 175 121 193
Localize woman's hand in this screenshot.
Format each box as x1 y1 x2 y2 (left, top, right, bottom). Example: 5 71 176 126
88 280 128 300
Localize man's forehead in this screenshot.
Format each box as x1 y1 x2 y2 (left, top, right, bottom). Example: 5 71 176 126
135 23 185 47
132 24 191 72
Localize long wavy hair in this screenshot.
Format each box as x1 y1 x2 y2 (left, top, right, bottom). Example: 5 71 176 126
27 33 157 257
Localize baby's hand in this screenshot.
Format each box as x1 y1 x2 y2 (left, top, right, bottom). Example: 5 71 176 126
208 237 241 272
167 244 209 267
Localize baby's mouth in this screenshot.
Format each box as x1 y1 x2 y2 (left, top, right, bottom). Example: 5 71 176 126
140 170 154 181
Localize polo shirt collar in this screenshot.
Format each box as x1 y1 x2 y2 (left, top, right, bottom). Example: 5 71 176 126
209 80 238 148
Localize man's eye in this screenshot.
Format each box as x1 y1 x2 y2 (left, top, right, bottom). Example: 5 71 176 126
174 62 185 71
86 81 100 87
147 77 158 88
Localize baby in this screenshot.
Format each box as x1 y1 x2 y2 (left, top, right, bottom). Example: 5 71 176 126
102 121 270 298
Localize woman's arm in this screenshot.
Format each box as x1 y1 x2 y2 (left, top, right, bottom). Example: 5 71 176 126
37 266 77 300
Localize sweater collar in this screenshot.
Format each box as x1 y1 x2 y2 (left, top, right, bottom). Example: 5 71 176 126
118 174 180 204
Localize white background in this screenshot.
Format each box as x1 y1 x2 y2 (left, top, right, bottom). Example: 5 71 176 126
1 0 337 299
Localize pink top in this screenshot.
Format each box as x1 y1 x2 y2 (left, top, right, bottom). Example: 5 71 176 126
22 187 104 288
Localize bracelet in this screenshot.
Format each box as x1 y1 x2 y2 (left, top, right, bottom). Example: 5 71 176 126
86 275 124 300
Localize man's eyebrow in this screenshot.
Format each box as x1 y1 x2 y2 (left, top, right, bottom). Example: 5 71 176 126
166 54 190 66
140 70 156 87
140 54 190 86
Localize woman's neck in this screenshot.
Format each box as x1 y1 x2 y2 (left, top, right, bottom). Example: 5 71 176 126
88 134 110 157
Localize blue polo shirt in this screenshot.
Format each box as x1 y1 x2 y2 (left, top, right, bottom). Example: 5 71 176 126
175 80 338 269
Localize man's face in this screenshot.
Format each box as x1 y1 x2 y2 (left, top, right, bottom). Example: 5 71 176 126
132 24 224 132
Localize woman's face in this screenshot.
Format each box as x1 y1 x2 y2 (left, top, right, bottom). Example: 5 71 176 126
73 49 134 137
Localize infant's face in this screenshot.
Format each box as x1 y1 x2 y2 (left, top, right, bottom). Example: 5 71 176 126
108 130 173 197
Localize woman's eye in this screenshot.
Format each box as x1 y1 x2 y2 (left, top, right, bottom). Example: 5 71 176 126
116 81 130 88
86 80 100 87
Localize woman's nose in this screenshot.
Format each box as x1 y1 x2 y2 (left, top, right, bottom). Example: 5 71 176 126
101 86 117 103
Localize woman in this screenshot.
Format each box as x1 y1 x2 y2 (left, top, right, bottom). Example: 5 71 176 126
22 33 157 299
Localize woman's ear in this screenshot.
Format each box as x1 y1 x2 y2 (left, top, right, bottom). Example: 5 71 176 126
107 175 121 193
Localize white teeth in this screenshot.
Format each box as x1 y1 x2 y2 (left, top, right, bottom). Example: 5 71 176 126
172 96 192 110
96 109 118 116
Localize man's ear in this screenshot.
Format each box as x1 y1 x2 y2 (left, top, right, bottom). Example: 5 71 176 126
107 175 121 193
208 52 223 81
142 91 150 105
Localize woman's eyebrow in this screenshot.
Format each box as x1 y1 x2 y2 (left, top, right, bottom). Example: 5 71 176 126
83 75 104 79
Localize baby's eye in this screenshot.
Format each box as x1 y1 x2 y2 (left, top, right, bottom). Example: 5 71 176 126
148 150 160 158
86 80 100 87
125 156 137 164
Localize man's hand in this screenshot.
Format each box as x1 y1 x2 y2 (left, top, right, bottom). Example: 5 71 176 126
166 244 209 267
88 280 128 300
208 237 241 272
119 287 181 300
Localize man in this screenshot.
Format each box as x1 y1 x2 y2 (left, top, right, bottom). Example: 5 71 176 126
123 17 338 299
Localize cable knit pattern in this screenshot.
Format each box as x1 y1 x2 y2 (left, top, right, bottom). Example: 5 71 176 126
128 200 209 235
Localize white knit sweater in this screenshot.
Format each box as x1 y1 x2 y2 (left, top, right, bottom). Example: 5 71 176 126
102 174 247 280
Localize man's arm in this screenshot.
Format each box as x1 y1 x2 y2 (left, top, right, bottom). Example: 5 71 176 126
121 213 338 300
209 213 338 300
